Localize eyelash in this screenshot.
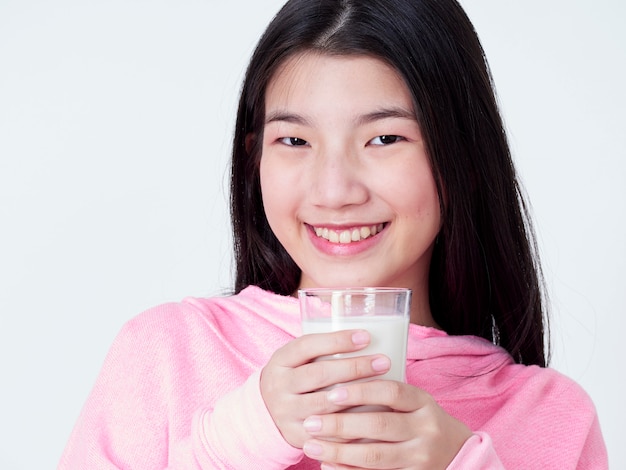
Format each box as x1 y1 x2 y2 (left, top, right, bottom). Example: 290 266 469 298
277 135 405 147
279 137 309 146
369 135 405 145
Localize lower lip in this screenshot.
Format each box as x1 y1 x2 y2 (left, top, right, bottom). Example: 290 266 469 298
306 225 386 256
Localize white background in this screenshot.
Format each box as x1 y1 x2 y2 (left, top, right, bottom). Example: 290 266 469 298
0 0 624 468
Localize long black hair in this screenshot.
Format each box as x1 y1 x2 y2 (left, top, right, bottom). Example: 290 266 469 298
230 0 549 367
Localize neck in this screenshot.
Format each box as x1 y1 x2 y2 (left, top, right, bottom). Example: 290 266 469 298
408 280 440 329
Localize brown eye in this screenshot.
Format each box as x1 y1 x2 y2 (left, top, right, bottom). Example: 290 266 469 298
369 135 404 145
280 137 308 146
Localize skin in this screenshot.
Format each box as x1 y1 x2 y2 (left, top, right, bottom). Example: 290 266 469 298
260 53 439 325
259 53 472 469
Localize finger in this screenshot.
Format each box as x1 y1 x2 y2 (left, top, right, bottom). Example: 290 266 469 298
272 330 371 368
296 389 349 418
303 438 405 469
291 354 392 393
326 380 434 412
303 411 414 442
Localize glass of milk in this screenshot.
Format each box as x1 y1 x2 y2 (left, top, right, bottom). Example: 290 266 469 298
299 288 411 385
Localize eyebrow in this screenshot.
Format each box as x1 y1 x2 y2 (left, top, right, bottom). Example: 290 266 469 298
265 111 311 126
355 107 416 125
264 106 416 126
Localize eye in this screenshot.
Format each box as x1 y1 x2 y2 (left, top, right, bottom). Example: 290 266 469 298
279 137 309 146
369 135 405 146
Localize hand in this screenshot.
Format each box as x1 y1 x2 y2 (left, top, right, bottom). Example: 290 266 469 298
301 380 472 469
260 330 393 448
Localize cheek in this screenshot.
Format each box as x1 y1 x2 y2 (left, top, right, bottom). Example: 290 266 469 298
380 163 441 218
410 183 440 221
259 156 297 232
259 158 278 220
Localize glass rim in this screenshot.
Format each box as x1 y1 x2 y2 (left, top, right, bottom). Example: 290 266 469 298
298 287 411 296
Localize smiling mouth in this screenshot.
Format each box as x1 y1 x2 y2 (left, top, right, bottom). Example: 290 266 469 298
312 223 386 244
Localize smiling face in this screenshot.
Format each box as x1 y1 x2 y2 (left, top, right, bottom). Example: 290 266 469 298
260 53 441 324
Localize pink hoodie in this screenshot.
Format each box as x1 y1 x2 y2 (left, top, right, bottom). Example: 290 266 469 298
59 286 607 469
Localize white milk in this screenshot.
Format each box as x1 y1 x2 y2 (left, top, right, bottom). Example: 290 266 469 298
301 315 409 383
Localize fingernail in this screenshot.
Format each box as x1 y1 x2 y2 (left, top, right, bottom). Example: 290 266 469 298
371 356 391 372
303 441 323 457
352 330 369 346
321 464 335 470
303 416 322 432
327 387 348 403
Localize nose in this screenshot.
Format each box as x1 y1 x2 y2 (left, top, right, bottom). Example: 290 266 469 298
308 145 369 209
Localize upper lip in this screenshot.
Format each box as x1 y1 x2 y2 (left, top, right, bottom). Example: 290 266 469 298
307 222 387 230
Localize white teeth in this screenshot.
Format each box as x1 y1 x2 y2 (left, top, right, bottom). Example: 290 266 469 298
339 230 352 244
313 224 385 244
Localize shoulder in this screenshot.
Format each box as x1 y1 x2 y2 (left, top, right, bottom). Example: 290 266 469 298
505 363 594 405
109 286 300 365
416 332 596 415
484 361 600 439
487 363 606 466
516 364 598 417
118 286 289 337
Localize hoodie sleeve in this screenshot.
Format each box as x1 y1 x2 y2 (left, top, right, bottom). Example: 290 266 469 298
186 370 304 469
58 317 176 469
59 310 304 470
446 432 505 469
446 409 608 470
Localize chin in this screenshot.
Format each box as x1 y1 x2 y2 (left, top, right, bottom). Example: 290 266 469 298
302 275 392 289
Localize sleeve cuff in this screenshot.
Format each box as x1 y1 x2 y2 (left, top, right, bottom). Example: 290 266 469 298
193 370 303 469
447 432 504 470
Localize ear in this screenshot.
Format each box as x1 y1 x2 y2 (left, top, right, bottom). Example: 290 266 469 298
245 133 256 154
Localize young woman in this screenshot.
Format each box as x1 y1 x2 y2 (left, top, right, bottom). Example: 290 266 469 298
60 0 607 468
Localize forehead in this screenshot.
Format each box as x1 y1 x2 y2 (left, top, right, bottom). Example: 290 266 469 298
265 52 414 114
